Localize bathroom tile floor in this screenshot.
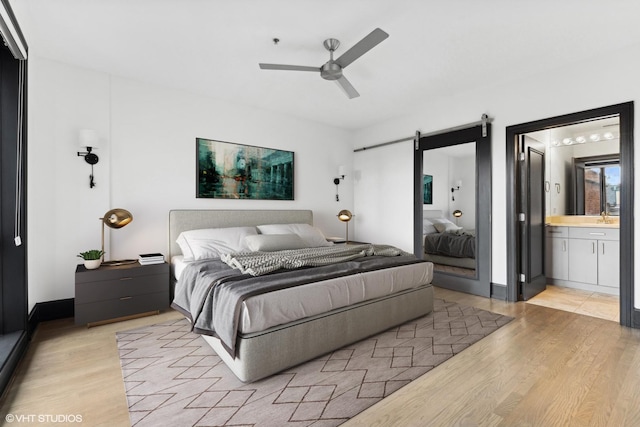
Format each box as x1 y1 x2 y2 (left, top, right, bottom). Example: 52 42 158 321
526 284 619 322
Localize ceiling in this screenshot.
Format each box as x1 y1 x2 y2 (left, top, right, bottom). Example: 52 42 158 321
12 0 640 131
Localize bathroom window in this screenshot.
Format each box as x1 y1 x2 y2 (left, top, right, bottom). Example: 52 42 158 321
575 156 620 216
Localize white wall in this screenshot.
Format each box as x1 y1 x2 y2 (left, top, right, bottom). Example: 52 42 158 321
449 155 475 230
353 41 640 307
27 56 353 310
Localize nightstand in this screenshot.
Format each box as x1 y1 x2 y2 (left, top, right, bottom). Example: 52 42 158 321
75 262 170 326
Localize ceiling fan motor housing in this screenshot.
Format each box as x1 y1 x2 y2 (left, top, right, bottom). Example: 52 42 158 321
321 62 342 80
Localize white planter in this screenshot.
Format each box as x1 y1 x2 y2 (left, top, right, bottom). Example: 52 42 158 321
84 259 102 270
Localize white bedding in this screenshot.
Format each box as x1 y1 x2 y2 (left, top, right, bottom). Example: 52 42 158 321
172 255 433 334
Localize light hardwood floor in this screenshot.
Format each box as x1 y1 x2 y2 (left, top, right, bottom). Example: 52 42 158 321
525 284 619 322
2 287 640 426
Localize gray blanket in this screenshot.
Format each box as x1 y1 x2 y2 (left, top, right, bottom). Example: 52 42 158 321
221 243 409 276
424 232 475 258
171 245 422 356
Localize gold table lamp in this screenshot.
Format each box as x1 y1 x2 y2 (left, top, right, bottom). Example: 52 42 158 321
337 209 353 243
100 208 133 265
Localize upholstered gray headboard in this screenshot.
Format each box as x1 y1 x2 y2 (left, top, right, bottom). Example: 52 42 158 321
423 209 443 220
168 209 314 258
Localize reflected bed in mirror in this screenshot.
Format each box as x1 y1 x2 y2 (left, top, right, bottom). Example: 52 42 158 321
423 209 476 277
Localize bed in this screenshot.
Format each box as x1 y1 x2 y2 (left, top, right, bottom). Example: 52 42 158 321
423 210 476 270
169 209 434 383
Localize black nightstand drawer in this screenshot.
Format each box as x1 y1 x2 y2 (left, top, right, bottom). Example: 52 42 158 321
75 262 168 284
76 273 167 303
75 292 168 325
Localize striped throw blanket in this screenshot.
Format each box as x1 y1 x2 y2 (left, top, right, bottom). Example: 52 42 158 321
221 244 410 276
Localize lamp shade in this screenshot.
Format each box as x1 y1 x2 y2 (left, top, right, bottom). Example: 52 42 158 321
102 208 133 229
453 210 463 218
79 129 99 148
337 209 352 222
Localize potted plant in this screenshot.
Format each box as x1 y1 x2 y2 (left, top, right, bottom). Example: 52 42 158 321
77 249 105 270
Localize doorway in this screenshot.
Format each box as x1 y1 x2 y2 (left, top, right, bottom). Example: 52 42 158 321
506 102 634 327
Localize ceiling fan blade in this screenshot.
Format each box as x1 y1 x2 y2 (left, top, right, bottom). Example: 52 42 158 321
334 28 389 68
259 63 319 72
335 75 360 99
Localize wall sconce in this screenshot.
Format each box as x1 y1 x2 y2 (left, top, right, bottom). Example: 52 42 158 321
77 129 99 188
333 165 346 201
451 180 462 201
337 209 353 243
453 209 463 225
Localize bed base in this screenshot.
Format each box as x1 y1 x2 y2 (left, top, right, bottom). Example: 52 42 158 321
424 253 476 269
202 283 434 383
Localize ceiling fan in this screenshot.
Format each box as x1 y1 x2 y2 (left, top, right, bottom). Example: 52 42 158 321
259 28 389 99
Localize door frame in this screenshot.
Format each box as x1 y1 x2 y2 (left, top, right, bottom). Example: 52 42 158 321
505 102 635 327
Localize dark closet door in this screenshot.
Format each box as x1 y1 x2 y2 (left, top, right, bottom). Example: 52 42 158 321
520 135 546 300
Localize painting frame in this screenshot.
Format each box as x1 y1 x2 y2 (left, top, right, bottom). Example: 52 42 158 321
423 175 433 204
196 138 294 200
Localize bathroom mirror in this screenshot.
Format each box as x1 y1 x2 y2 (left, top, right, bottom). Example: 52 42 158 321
526 117 620 218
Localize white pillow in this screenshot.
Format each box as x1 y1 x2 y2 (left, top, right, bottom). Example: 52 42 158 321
434 222 462 233
176 226 258 260
430 217 455 225
244 234 308 252
257 223 332 247
423 218 437 235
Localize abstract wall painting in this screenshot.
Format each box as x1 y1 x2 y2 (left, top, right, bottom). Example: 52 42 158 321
423 175 433 204
197 138 294 200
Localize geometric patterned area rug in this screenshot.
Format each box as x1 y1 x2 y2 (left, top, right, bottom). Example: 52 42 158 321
116 298 512 427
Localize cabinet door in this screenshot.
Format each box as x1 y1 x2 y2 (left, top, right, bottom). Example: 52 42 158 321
598 240 620 288
568 239 598 285
545 237 568 280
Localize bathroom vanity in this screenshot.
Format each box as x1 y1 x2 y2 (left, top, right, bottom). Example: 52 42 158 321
545 216 619 295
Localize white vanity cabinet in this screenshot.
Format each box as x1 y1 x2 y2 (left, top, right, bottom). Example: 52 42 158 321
545 225 619 294
545 226 568 281
598 239 620 288
567 237 598 285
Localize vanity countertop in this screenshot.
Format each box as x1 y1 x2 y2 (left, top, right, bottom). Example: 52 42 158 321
546 222 619 229
545 215 619 229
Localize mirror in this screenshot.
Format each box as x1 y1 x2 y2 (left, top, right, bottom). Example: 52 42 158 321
422 142 476 277
526 116 620 217
414 123 491 298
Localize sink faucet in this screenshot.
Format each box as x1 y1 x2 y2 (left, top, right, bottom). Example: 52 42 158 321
600 211 611 224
